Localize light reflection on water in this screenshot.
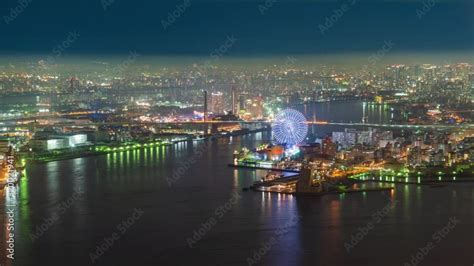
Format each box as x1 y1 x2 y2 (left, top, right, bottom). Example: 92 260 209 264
7 146 474 266
2 101 472 266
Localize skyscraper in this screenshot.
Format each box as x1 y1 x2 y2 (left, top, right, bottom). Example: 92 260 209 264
203 90 208 121
231 86 236 115
210 91 225 114
238 95 245 111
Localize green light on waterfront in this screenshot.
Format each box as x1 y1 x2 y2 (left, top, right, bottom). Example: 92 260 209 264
19 170 31 240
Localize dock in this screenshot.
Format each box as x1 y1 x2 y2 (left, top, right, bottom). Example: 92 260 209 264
251 186 394 196
228 163 300 173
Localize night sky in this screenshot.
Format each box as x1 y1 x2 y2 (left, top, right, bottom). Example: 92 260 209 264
0 0 473 55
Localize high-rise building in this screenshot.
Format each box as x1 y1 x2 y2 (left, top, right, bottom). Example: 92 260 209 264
0 138 12 155
231 86 237 115
332 129 357 148
296 164 317 193
210 91 225 114
246 95 264 119
69 77 80 92
333 128 393 149
322 137 337 156
203 90 208 121
238 94 245 111
469 73 474 99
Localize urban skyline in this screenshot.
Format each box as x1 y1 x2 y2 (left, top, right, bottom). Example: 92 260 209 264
0 0 473 265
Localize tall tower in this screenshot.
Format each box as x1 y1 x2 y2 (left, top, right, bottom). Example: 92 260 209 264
231 86 236 115
69 77 79 92
69 77 81 93
312 90 316 134
203 90 208 122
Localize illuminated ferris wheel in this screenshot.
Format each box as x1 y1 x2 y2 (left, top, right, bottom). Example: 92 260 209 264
272 109 308 145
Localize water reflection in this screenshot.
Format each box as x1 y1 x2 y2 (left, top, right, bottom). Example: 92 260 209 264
299 101 393 136
5 101 473 265
258 191 300 266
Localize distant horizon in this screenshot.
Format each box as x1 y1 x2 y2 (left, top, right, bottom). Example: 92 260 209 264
0 51 473 68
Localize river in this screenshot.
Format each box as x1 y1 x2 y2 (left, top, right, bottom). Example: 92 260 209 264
0 101 472 266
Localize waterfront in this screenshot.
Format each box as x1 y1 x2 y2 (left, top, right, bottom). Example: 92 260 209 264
1 0 473 263
2 133 474 265
1 139 473 265
0 101 472 266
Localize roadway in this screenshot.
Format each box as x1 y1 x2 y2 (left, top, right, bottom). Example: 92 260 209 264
1 119 472 130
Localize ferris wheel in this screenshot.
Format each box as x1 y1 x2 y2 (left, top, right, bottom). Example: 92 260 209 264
272 108 308 145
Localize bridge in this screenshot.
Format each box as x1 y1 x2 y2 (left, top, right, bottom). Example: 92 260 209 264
1 119 472 130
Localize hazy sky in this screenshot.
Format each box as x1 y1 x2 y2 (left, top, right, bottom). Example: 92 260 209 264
0 0 473 56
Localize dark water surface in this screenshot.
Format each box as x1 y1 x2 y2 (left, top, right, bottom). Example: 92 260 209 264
1 102 473 266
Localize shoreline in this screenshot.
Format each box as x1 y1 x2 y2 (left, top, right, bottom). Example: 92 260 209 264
23 128 270 164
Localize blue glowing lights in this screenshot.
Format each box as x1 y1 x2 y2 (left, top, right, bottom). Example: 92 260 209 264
272 109 308 145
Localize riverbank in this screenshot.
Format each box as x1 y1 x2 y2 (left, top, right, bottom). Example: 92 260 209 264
22 128 270 163
25 140 177 163
251 186 394 196
350 168 474 185
228 163 300 173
